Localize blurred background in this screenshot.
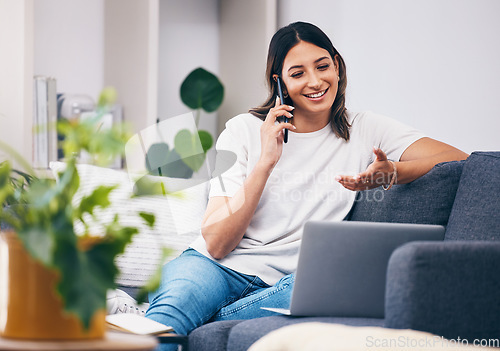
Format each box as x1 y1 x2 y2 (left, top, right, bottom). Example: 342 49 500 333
2 0 499 165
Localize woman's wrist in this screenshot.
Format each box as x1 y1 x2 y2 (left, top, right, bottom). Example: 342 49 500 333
255 158 276 176
382 160 397 190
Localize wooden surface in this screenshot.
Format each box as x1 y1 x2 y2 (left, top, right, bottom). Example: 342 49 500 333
0 331 158 351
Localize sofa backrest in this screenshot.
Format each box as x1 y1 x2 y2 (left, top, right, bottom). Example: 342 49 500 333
347 160 464 226
444 152 500 241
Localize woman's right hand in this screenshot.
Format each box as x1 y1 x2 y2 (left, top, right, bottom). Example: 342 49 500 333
259 96 295 170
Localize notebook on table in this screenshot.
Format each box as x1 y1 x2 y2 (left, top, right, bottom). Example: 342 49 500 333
262 221 445 318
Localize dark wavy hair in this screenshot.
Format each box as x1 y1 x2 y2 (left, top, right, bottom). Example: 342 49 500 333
249 22 350 141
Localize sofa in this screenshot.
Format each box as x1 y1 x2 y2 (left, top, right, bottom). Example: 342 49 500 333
187 151 500 351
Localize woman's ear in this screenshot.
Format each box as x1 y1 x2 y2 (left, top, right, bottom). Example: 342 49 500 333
283 86 289 98
272 74 288 97
334 55 340 77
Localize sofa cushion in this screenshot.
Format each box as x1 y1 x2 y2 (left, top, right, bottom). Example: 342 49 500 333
247 322 500 351
347 160 464 226
188 320 244 351
225 316 384 351
445 152 500 240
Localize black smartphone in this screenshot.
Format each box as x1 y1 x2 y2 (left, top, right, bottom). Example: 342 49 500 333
276 76 289 143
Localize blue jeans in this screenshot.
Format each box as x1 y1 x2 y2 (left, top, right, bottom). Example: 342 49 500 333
145 248 294 350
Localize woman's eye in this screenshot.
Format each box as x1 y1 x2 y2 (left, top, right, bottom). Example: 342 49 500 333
290 72 303 78
318 64 330 70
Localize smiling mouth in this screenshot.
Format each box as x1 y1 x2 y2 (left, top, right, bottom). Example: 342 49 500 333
303 88 328 99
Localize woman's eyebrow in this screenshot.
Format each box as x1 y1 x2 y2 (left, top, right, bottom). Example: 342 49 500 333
287 56 330 72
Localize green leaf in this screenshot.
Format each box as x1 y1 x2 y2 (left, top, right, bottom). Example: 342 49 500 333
54 222 138 329
174 129 206 172
52 159 80 204
97 87 117 108
145 142 194 179
145 142 170 172
173 129 199 155
54 242 107 330
0 162 13 206
12 168 35 185
180 67 224 113
57 110 130 164
27 178 59 209
133 176 167 196
139 212 156 228
198 130 213 153
18 226 55 267
78 185 117 218
0 161 11 183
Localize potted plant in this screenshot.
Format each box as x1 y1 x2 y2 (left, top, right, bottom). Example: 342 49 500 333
0 88 160 340
145 67 224 179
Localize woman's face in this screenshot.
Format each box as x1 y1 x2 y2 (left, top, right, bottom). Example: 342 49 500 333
281 41 338 117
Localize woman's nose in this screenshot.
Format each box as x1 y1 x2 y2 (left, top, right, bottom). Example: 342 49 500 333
307 73 322 89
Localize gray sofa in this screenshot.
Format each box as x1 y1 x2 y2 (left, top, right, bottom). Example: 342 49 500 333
187 151 500 351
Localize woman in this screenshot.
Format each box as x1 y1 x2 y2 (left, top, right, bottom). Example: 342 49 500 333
145 21 467 341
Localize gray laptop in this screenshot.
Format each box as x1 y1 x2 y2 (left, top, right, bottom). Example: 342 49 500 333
263 221 445 318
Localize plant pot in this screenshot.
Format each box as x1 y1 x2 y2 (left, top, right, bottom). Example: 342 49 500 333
0 231 106 340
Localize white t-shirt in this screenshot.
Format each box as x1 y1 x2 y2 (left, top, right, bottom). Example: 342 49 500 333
190 110 425 285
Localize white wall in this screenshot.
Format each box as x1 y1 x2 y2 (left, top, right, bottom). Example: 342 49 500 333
0 0 34 164
218 0 277 134
157 0 219 137
34 0 104 100
279 0 500 153
104 0 159 132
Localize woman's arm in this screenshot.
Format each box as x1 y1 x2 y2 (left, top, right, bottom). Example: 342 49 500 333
201 163 272 260
201 98 295 259
336 137 468 191
396 137 468 184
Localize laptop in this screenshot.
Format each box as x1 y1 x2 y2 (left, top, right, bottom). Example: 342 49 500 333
262 221 445 318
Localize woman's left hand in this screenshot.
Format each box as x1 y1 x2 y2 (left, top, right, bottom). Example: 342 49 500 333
335 147 395 191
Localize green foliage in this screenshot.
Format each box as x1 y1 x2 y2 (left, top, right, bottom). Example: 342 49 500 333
144 67 222 179
0 87 168 330
97 87 118 108
0 148 34 209
139 212 155 227
174 129 209 173
180 67 224 113
54 218 139 328
198 130 214 153
144 142 193 179
0 162 14 207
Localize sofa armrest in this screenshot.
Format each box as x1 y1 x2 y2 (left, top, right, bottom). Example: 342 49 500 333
385 241 500 341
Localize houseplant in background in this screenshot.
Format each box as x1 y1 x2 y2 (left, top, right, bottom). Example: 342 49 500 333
145 67 224 179
0 88 162 340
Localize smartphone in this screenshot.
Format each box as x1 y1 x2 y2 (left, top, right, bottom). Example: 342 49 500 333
276 76 289 143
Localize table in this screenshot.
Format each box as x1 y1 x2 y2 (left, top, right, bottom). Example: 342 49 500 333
0 331 157 351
